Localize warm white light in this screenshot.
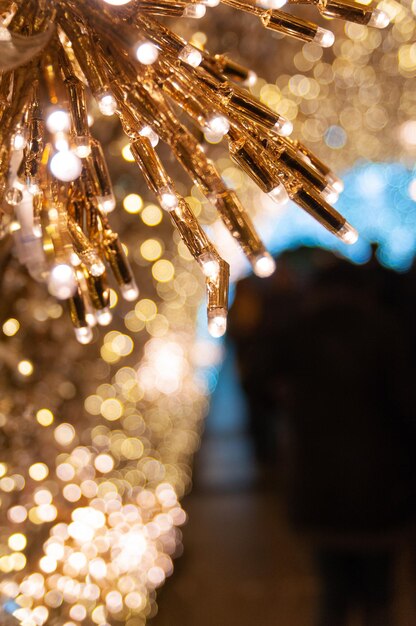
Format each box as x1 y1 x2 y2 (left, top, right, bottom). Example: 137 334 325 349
313 27 335 48
120 280 139 301
274 117 293 137
199 251 220 278
338 222 359 245
48 264 77 299
74 326 93 344
183 3 206 17
50 151 83 182
135 41 159 65
268 184 289 205
326 173 344 194
46 109 70 133
322 185 339 204
253 252 276 277
96 308 113 326
103 0 132 4
178 44 202 68
12 130 27 151
205 114 230 137
97 194 116 213
98 92 118 116
139 125 159 147
368 8 390 28
159 189 179 211
208 309 227 338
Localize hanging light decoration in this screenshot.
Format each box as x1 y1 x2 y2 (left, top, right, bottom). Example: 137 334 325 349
0 0 389 341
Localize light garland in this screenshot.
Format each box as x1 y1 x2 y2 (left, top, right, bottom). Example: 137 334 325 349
0 0 389 342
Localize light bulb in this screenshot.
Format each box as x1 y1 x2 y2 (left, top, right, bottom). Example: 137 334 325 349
368 8 390 28
268 184 289 205
313 27 335 48
183 4 206 18
89 259 106 277
253 252 276 277
96 308 113 326
257 0 287 9
199 251 220 278
135 41 159 65
120 280 139 301
338 222 359 245
46 109 71 133
48 264 77 299
202 0 220 5
103 0 132 4
244 70 258 87
274 117 293 137
12 130 27 151
178 44 203 68
74 326 93 344
159 188 179 211
98 92 118 116
139 125 159 147
325 173 344 194
208 309 227 338
205 114 230 139
73 137 91 158
97 194 116 213
50 151 83 182
322 185 339 204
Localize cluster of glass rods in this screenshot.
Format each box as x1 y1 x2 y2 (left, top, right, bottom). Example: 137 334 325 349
0 0 389 340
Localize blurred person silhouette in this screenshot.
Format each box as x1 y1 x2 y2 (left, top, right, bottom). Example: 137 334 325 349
228 246 416 626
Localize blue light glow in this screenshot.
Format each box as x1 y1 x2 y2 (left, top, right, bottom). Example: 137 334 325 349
259 162 416 273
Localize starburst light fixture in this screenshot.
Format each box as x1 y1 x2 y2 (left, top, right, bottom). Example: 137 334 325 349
0 0 389 340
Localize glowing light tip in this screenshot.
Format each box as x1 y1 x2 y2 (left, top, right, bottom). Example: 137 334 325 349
50 151 82 182
368 8 390 28
253 253 276 277
208 310 227 338
199 252 220 279
136 41 159 65
98 92 118 116
314 27 335 48
268 184 289 206
338 222 359 245
183 3 207 18
120 280 139 301
74 326 93 344
48 264 77 300
274 118 293 137
103 0 132 5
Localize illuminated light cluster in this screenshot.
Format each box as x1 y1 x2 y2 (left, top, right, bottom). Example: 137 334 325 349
0 0 387 338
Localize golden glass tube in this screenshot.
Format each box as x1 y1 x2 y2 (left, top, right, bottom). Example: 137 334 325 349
293 187 358 243
169 129 267 263
67 216 105 277
68 284 88 329
102 230 138 300
84 271 111 312
85 140 115 213
129 136 178 211
58 10 110 96
206 259 230 338
229 134 278 194
214 54 256 86
64 77 91 157
317 0 373 23
261 9 318 41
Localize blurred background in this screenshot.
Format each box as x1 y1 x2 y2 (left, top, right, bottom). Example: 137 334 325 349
152 2 416 625
1 1 416 625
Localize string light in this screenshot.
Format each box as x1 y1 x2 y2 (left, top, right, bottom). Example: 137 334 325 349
0 0 388 341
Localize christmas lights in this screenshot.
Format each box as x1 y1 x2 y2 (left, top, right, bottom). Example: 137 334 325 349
0 0 389 341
